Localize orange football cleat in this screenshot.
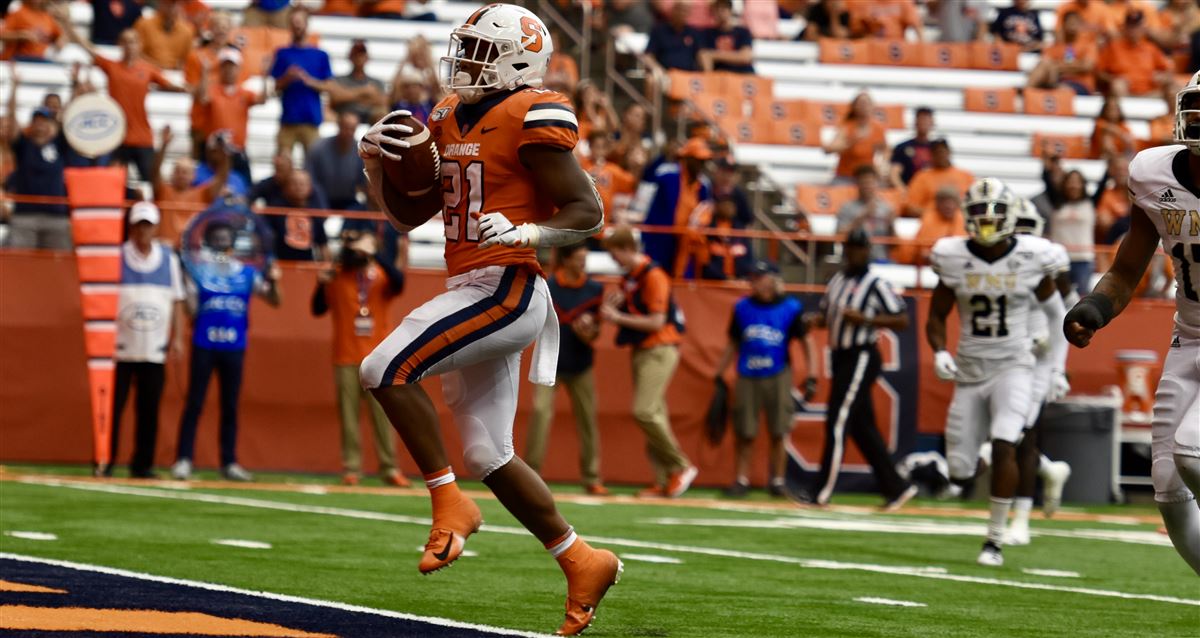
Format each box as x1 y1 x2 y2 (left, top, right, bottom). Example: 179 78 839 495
383 470 412 487
340 473 360 486
583 483 610 496
418 495 482 574
555 542 623 636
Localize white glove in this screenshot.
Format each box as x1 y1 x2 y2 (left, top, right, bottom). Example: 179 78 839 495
357 109 413 162
477 211 541 248
1047 370 1071 402
934 350 958 381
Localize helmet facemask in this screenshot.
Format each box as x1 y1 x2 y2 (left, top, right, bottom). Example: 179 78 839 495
1176 86 1200 157
441 32 511 103
965 199 1013 246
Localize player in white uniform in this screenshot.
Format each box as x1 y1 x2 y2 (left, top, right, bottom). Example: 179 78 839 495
1064 72 1200 576
927 179 1069 567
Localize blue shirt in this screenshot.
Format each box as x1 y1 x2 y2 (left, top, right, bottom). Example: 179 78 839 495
645 22 702 71
7 133 68 216
255 0 291 11
702 25 754 73
193 163 250 198
548 272 605 376
729 295 806 378
270 46 333 125
190 259 261 351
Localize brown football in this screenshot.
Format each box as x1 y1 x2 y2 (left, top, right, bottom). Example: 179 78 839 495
378 112 442 226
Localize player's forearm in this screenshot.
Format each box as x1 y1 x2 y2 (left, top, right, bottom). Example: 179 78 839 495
527 200 603 246
925 317 947 352
1040 293 1069 370
611 311 665 333
715 342 737 377
1088 271 1139 319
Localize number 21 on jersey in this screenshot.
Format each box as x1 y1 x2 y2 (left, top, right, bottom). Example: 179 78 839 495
444 160 484 242
970 294 1009 337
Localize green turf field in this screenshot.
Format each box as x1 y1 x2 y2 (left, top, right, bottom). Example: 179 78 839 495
1 464 1196 637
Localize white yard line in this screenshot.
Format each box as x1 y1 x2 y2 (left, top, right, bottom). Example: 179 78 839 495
618 554 683 564
0 552 552 637
3 531 58 541
212 539 272 549
1023 568 1082 579
854 597 927 607
14 477 1199 607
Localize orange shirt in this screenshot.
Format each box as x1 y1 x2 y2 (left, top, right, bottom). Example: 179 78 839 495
429 89 578 276
1089 119 1134 158
359 0 406 16
1095 186 1130 240
583 159 636 223
1149 114 1175 145
904 166 975 217
94 56 172 148
320 0 357 14
1043 38 1098 92
325 262 398 365
135 14 195 70
155 186 213 242
849 0 920 39
1 6 62 60
1097 37 1171 95
204 84 258 148
834 120 885 179
894 209 966 265
1055 0 1117 40
625 256 681 349
184 45 249 134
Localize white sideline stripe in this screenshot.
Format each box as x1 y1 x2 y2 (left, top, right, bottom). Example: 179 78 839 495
854 597 926 608
4 531 58 541
619 553 683 565
18 478 1200 607
415 546 478 558
212 539 272 549
0 553 551 638
1023 568 1082 579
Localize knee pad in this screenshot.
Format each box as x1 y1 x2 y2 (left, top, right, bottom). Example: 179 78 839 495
458 414 513 479
1153 456 1193 504
947 451 978 482
1174 453 1200 499
359 348 394 390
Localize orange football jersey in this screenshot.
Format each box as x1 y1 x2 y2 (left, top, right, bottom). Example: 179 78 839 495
428 88 579 276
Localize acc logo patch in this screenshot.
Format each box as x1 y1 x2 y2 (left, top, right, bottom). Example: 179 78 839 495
431 107 451 122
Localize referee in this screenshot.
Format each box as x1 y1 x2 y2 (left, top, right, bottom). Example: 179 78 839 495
794 229 917 511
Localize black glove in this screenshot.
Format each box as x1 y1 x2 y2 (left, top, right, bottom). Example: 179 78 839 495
802 376 818 402
1064 294 1114 330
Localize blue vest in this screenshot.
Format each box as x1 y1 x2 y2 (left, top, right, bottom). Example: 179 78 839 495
191 261 258 351
121 246 174 287
734 296 803 378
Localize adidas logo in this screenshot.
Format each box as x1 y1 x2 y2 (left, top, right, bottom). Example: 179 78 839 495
1171 335 1182 348
1159 188 1177 203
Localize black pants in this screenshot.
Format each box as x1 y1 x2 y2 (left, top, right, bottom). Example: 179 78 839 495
111 361 166 475
176 347 245 467
811 346 908 503
115 145 155 183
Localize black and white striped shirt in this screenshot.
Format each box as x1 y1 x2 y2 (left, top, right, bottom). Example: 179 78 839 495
821 269 906 351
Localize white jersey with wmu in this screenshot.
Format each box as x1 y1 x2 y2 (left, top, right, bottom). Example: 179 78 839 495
1129 145 1200 336
1027 241 1071 350
821 269 906 350
931 234 1059 381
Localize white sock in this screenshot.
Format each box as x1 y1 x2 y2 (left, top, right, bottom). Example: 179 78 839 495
1012 497 1033 527
1158 500 1200 576
547 527 578 558
988 497 1013 546
1036 454 1053 478
424 469 456 490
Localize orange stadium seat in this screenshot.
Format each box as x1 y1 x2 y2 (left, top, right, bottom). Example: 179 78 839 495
771 120 822 146
813 101 849 125
969 42 1020 71
692 94 735 121
796 184 857 216
723 74 773 102
1023 87 1076 116
763 99 814 123
667 71 712 101
867 40 923 67
725 118 774 144
872 104 906 129
1031 133 1090 159
920 42 971 68
963 87 1018 113
818 39 870 65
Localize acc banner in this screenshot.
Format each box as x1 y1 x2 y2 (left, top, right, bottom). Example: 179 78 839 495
784 295 919 494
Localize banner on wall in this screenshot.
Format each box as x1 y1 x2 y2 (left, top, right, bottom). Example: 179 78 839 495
64 166 127 476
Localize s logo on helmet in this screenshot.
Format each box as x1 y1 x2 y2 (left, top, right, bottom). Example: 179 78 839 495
520 16 545 53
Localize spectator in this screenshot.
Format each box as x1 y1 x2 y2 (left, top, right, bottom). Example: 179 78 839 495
388 65 434 124
1026 9 1098 95
524 243 608 495
544 40 580 95
306 110 365 211
741 0 779 39
1154 0 1200 52
849 0 924 41
172 216 283 482
894 186 966 265
243 0 292 29
1148 82 1180 146
837 165 895 262
358 0 406 19
583 130 636 225
109 202 187 479
250 150 297 206
714 259 817 497
613 102 653 156
134 0 194 70
1097 9 1173 97
195 131 250 199
1054 0 1117 42
575 80 619 140
640 137 713 276
179 0 212 35
643 2 702 74
699 0 754 74
1042 158 1095 295
607 0 655 36
312 227 408 487
1107 0 1161 31
263 169 330 261
989 0 1044 51
89 0 142 46
152 126 227 240
4 78 68 249
59 20 188 183
328 39 386 124
823 92 886 184
270 8 332 157
601 226 697 498
1089 93 1136 159
1 0 64 62
397 35 441 102
889 106 935 188
194 48 267 171
183 11 236 158
934 0 982 43
902 139 974 218
800 0 850 41
1094 155 1131 244
700 158 755 279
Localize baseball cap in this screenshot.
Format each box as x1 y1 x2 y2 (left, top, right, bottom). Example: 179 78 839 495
129 201 161 225
217 46 242 66
31 106 54 120
748 259 780 276
678 137 714 160
845 228 871 247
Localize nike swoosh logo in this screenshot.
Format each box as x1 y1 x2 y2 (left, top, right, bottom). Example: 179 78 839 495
481 126 498 134
432 537 455 562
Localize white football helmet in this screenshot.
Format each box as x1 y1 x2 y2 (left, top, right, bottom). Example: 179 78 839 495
1175 70 1200 156
964 177 1016 246
1010 197 1045 237
441 3 553 103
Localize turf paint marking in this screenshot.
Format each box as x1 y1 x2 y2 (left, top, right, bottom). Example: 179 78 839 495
414 546 478 558
213 539 272 550
1023 568 1082 579
4 531 57 541
18 477 1200 608
854 597 927 608
0 553 553 638
619 554 683 564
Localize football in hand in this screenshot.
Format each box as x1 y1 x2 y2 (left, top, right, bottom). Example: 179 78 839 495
378 112 441 226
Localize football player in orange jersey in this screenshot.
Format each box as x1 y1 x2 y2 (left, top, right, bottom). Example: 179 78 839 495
355 4 619 635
